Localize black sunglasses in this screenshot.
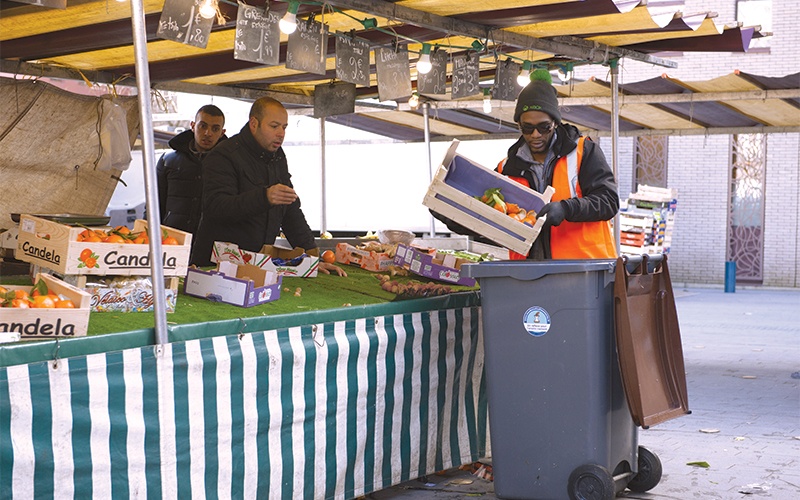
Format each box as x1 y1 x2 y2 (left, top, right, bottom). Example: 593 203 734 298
519 121 555 136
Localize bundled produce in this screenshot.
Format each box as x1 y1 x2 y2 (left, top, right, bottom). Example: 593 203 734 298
376 274 452 299
475 188 538 226
0 279 75 309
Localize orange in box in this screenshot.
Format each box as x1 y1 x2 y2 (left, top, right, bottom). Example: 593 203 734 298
16 215 191 276
0 273 91 340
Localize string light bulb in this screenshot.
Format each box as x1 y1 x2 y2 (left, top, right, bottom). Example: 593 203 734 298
558 63 574 84
517 61 532 87
198 0 217 20
482 88 492 114
279 1 300 35
408 91 420 109
417 44 432 75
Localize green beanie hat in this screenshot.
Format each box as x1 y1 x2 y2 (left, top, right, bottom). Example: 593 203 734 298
513 68 562 123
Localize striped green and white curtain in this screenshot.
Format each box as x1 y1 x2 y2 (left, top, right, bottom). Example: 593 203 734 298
1 306 488 499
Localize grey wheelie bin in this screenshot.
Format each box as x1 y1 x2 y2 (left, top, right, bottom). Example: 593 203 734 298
463 259 662 500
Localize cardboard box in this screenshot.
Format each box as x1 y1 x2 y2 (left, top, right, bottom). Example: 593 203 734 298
211 241 319 278
394 244 478 286
423 140 553 256
184 261 282 307
0 273 92 340
335 242 394 272
15 215 191 276
65 275 179 313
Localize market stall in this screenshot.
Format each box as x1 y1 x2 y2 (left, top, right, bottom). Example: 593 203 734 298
1 267 488 498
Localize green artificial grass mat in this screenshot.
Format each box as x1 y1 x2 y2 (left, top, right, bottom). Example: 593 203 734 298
3 266 478 336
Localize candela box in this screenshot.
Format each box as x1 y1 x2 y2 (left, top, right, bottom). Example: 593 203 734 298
0 273 92 340
184 261 282 308
422 140 552 256
211 241 319 278
15 215 191 276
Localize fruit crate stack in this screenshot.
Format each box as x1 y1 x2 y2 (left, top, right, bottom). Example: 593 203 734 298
15 214 191 313
619 185 677 256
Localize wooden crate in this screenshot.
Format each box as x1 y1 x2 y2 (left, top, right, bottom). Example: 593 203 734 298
0 273 91 340
422 141 553 256
16 215 191 276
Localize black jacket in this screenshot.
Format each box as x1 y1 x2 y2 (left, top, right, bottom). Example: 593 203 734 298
432 123 618 259
190 124 316 266
156 129 225 234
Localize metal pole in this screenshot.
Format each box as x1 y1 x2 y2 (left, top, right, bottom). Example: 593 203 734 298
423 102 435 237
320 117 327 234
130 0 168 344
609 60 621 254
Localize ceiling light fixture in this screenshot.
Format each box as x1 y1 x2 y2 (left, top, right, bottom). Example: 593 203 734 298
517 61 532 87
482 88 493 114
199 0 217 19
417 44 432 75
279 1 300 35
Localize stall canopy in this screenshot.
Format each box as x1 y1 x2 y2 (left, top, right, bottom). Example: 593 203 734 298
1 0 788 141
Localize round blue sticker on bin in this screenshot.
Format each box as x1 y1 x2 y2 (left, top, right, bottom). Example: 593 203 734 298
523 306 551 337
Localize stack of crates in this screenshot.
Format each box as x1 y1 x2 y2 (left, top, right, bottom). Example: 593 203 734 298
619 185 677 256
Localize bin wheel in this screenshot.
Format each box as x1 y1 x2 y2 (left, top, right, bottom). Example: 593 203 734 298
568 463 615 500
627 446 662 492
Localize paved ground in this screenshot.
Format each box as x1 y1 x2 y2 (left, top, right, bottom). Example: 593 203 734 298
367 286 800 499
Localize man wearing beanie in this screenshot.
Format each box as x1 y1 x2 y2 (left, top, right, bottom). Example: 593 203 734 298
434 69 618 260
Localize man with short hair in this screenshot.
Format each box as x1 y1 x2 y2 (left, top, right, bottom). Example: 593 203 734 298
156 104 226 234
191 97 345 275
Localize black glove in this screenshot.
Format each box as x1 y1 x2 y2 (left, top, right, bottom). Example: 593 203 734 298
538 201 566 227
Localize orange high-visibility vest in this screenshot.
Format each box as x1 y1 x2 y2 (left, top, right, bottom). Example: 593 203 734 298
497 137 617 259
550 136 617 259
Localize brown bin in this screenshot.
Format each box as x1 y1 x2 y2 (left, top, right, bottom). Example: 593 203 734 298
614 254 691 428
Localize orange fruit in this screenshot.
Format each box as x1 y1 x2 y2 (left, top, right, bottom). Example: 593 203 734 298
114 226 131 235
321 250 336 264
11 298 30 308
55 299 75 308
80 248 93 261
84 257 97 268
13 289 29 301
162 236 179 245
31 295 56 308
102 234 125 244
85 234 103 243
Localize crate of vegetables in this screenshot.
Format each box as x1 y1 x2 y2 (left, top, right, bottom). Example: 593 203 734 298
16 214 191 276
0 273 91 340
423 140 553 255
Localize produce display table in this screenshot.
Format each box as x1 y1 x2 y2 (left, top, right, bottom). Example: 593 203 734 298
0 266 489 499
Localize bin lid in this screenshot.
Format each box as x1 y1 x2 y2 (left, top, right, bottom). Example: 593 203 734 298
462 259 615 281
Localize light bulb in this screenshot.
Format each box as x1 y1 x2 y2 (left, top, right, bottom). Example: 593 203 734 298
199 0 216 20
482 89 492 114
408 92 420 109
417 44 432 75
279 1 300 35
517 61 532 87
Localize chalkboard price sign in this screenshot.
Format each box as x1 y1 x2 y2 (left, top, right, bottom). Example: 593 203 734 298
451 53 480 99
494 59 522 101
335 34 370 87
314 81 356 118
417 49 448 96
375 47 412 102
285 19 329 76
156 0 213 49
234 4 281 65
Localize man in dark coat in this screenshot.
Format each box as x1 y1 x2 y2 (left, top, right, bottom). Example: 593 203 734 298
156 104 226 234
191 97 345 276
